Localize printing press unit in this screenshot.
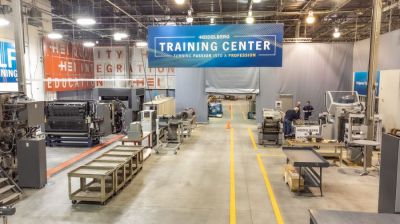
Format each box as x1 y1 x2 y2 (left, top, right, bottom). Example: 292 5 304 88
0 92 47 196
45 101 111 147
258 109 283 146
92 87 145 124
320 91 383 165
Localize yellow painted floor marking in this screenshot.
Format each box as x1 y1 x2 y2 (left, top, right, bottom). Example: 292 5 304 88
230 128 236 224
256 154 285 224
247 127 258 151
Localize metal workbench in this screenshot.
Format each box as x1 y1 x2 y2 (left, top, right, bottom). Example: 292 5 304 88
286 140 345 166
282 147 330 196
309 209 400 224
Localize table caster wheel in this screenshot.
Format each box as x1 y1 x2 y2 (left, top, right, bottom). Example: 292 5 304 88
72 200 77 204
174 151 178 155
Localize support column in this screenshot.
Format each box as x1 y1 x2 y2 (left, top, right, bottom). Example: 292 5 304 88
295 20 301 38
366 0 382 141
11 0 26 94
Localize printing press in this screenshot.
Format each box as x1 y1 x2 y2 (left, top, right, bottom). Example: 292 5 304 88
258 109 283 146
45 101 108 147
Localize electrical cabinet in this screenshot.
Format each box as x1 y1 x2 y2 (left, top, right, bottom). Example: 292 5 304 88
379 133 400 213
17 138 47 188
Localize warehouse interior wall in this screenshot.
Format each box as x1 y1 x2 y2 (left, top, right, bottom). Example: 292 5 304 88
353 29 400 71
205 67 260 94
256 42 354 122
175 68 208 123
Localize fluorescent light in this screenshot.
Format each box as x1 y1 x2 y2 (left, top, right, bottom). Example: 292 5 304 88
253 0 261 3
210 17 215 25
246 11 254 24
114 32 129 41
186 9 193 23
333 28 341 38
83 41 95 47
136 41 148 48
306 11 315 24
76 17 96 26
175 0 185 5
47 32 63 40
0 18 10 27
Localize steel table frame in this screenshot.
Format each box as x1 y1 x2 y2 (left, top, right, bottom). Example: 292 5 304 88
283 147 330 196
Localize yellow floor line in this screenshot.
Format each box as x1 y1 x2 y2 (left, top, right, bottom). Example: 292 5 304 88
230 128 236 224
247 127 258 150
256 154 285 224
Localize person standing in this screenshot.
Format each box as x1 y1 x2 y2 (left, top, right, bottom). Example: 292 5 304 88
295 101 301 119
303 101 314 120
284 107 300 137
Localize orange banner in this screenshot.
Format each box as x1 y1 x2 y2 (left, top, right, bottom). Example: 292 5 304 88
43 38 95 92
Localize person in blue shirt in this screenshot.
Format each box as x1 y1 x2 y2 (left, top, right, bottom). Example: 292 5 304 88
284 107 300 137
303 101 314 120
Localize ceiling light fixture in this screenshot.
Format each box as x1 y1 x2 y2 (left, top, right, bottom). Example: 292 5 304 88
246 11 254 24
76 17 96 26
47 32 63 40
253 0 261 3
0 18 10 27
210 17 215 25
186 9 193 23
333 28 341 38
306 11 315 24
113 32 129 41
175 0 185 5
136 41 148 48
83 41 95 47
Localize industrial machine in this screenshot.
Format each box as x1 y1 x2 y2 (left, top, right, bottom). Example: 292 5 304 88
143 95 176 117
107 100 127 134
45 101 108 147
258 109 283 146
166 118 183 143
93 87 145 122
208 102 223 118
140 110 157 147
127 122 143 141
176 108 196 137
324 91 363 141
0 92 46 199
248 99 256 119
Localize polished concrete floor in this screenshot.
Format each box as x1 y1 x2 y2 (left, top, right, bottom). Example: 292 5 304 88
10 100 379 224
46 134 120 169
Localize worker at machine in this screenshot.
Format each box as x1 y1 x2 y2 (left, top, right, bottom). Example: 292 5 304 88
283 107 300 137
303 101 314 120
295 101 302 119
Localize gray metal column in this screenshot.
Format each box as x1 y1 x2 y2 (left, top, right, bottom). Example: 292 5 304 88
11 0 26 94
366 0 382 141
125 44 130 88
295 20 301 38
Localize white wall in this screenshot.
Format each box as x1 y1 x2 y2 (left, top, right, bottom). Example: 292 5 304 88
0 0 52 100
353 29 400 72
378 70 400 131
256 42 354 122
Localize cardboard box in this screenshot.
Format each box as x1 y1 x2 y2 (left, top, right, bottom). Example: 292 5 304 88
284 164 296 183
287 170 304 191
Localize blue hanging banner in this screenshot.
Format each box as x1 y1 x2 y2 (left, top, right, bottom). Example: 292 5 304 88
0 40 17 83
353 71 380 96
147 24 283 68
